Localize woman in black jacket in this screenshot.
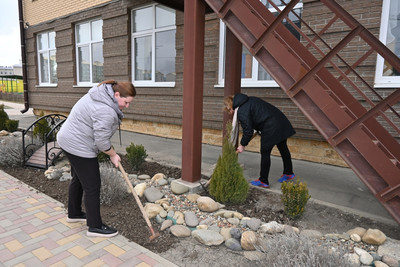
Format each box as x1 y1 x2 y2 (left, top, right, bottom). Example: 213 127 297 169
224 93 296 188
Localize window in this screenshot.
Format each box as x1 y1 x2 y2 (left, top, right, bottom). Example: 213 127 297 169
132 4 176 86
75 19 103 85
375 0 400 87
37 31 57 85
218 0 302 87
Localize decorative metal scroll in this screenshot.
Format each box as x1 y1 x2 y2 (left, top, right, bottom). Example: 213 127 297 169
22 114 67 169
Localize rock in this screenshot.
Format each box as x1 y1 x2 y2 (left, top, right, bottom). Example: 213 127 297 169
347 227 367 238
220 227 232 241
197 225 208 230
359 251 373 265
378 238 400 262
134 183 147 197
227 217 240 225
0 130 9 136
192 229 224 246
260 221 284 234
374 261 389 267
159 209 167 218
197 196 219 212
362 229 386 245
184 211 199 227
157 178 168 186
241 231 257 251
350 233 361 242
344 253 360 265
151 173 165 183
381 254 399 267
246 218 262 231
233 212 244 220
143 203 163 219
208 224 220 232
174 211 185 225
225 238 242 251
59 172 72 181
230 228 242 240
186 193 200 202
299 229 323 239
143 187 164 203
170 180 189 195
243 251 266 261
170 225 191 237
223 211 234 218
199 217 213 226
138 174 150 180
160 219 173 231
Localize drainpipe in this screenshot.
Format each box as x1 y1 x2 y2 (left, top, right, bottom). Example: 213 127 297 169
18 0 29 113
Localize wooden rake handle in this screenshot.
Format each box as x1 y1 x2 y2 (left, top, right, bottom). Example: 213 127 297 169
118 162 157 237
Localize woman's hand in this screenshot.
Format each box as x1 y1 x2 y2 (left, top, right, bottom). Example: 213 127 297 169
109 154 121 168
236 145 245 153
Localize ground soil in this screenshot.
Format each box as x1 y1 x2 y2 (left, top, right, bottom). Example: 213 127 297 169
2 155 400 266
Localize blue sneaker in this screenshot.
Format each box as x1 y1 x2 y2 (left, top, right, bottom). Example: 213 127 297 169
278 174 296 183
250 179 270 188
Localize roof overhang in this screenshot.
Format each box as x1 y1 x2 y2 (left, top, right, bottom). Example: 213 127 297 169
153 0 215 14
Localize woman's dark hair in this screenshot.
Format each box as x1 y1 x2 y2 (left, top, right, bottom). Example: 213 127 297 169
98 80 136 97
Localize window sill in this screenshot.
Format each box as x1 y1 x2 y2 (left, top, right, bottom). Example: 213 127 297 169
214 81 280 88
35 84 58 88
133 82 175 88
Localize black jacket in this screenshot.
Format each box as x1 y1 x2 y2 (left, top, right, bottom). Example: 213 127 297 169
233 93 295 148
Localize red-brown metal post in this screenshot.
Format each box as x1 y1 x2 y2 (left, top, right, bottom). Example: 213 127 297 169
223 27 242 141
181 0 205 183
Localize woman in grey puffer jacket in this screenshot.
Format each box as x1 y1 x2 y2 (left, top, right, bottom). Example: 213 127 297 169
57 80 135 238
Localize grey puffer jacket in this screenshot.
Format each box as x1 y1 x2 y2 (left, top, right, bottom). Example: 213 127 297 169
57 84 123 158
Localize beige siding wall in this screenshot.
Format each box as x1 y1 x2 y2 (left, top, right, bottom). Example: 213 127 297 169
23 0 112 26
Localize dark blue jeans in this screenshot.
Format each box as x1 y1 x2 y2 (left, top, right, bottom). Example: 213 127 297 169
259 139 293 184
64 151 102 228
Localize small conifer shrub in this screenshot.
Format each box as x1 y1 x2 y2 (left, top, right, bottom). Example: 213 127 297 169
209 122 248 204
0 104 9 131
126 142 147 171
33 112 53 142
281 178 311 219
6 119 19 132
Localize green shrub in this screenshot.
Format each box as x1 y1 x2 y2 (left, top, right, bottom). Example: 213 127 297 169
209 122 248 204
97 151 110 163
0 104 9 131
125 142 147 171
281 178 311 219
6 119 19 132
33 112 53 142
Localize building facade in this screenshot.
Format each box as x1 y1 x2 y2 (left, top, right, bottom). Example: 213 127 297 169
20 0 398 167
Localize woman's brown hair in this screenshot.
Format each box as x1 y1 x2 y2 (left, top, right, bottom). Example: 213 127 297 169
98 80 136 98
223 95 234 113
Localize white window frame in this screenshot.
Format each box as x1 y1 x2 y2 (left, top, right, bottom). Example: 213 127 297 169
131 4 176 87
375 0 400 88
37 31 57 86
75 19 103 86
217 1 303 87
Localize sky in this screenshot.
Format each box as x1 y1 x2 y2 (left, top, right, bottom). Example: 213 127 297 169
0 0 22 66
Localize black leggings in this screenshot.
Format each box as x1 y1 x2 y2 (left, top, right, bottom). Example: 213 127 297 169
64 151 102 228
259 139 293 184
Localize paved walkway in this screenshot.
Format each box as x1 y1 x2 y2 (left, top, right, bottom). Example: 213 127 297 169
0 170 177 267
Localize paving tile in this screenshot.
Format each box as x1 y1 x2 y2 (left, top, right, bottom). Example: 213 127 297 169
0 170 178 267
68 245 90 259
4 239 24 252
